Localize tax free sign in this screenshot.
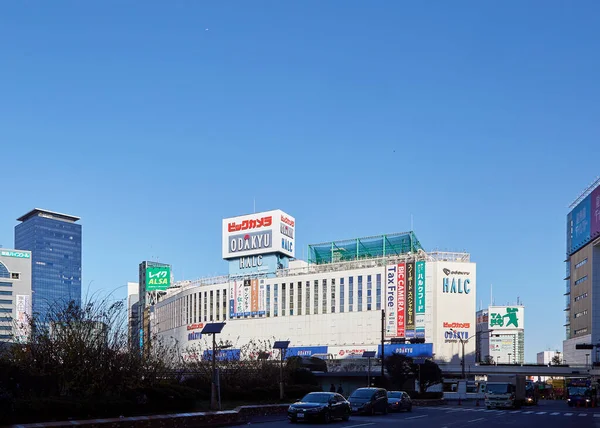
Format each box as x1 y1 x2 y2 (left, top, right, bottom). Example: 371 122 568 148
145 266 171 291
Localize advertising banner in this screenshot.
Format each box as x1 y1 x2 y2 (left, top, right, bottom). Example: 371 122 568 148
377 343 433 359
592 186 600 239
203 349 241 361
385 265 398 338
229 282 236 318
488 306 524 330
258 283 266 314
228 254 281 277
405 262 415 338
243 279 251 316
397 263 406 338
251 279 259 315
571 195 591 252
0 250 31 259
285 346 328 358
15 294 31 342
489 336 515 362
415 261 426 338
222 209 296 259
328 345 378 359
145 266 171 291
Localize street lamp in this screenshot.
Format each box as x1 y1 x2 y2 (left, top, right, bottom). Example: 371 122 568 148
362 351 377 387
274 341 290 400
451 328 493 379
508 353 512 364
200 322 226 410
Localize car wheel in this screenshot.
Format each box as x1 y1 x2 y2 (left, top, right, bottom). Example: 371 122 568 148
323 411 331 424
369 406 375 416
342 411 350 421
289 416 297 424
383 406 388 415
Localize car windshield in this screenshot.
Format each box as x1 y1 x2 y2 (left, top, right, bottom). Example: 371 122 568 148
350 390 375 399
301 393 331 403
486 384 509 394
388 392 402 398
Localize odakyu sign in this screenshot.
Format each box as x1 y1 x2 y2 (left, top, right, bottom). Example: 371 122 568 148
202 349 241 361
377 343 433 359
285 346 328 358
222 209 296 259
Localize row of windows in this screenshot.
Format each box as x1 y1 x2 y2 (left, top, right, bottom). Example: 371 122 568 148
156 288 229 332
0 300 11 305
574 310 588 319
266 275 382 317
575 275 588 286
574 327 588 335
574 292 588 302
575 258 588 269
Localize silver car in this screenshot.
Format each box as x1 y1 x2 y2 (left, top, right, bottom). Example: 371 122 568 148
387 391 412 412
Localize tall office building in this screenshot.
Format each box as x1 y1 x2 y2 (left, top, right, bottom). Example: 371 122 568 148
563 178 600 365
15 209 82 321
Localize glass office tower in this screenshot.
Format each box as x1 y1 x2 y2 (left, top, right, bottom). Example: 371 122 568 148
15 209 82 321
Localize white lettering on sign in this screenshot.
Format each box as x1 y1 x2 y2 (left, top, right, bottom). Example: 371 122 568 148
239 255 263 269
442 278 471 294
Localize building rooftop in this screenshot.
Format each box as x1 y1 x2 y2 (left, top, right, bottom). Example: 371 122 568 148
17 208 81 223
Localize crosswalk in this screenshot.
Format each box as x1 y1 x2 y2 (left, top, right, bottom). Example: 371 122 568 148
421 406 600 417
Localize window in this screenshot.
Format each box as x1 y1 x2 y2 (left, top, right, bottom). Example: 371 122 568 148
376 274 382 310
282 283 286 316
0 282 12 288
0 300 11 305
575 258 588 269
204 291 208 322
11 273 20 280
274 284 279 317
340 278 345 313
574 328 588 335
297 282 302 316
306 281 310 315
216 290 220 320
575 275 588 286
314 280 319 314
574 310 588 319
367 275 372 311
193 293 197 323
266 284 271 317
331 278 336 313
289 283 294 316
358 276 363 312
0 326 11 331
322 279 327 314
574 293 588 302
349 277 354 312
0 308 11 313
210 291 214 321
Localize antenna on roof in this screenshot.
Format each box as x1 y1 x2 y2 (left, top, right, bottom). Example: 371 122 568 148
253 198 256 214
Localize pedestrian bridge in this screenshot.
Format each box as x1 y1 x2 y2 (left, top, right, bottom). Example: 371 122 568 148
439 363 599 378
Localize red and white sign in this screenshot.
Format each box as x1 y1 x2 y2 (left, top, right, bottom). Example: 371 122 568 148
443 322 471 329
397 263 406 338
222 209 296 259
385 265 398 338
187 323 204 331
329 345 378 359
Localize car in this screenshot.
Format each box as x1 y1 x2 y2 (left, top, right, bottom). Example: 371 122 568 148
287 392 351 423
387 391 412 412
348 387 388 415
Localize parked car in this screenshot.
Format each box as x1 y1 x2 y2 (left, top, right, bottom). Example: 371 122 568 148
348 387 388 415
387 391 412 412
287 392 350 423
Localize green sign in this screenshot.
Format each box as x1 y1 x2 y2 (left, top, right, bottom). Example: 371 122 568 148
145 266 171 291
0 250 31 259
490 307 521 328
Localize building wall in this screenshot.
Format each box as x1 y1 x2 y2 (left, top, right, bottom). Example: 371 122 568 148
569 244 593 339
154 256 476 364
15 214 81 320
0 250 32 342
563 333 592 365
537 350 560 365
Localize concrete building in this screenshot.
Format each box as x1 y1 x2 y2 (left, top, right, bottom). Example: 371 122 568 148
0 248 32 343
127 282 139 349
148 209 478 365
476 305 525 364
563 178 600 365
537 350 561 365
15 209 82 321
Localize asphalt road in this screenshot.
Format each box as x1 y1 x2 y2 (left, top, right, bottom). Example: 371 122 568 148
240 400 600 428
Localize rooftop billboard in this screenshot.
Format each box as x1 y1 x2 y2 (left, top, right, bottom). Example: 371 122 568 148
222 209 295 259
567 182 600 255
488 306 524 330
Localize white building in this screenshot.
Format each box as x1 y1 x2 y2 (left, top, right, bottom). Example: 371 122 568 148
537 350 561 365
0 249 32 343
150 210 478 365
477 305 525 364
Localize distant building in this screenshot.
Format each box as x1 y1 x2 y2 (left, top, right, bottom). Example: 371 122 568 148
0 249 32 343
537 350 561 365
127 282 139 349
477 305 525 364
563 178 600 365
15 209 82 321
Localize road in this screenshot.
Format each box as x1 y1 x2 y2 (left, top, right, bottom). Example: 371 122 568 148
240 400 600 427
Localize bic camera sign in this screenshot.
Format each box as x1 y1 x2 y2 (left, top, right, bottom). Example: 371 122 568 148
488 307 523 330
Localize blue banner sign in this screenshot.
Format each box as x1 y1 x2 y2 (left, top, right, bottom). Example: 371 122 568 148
377 343 433 359
285 346 328 358
202 349 241 361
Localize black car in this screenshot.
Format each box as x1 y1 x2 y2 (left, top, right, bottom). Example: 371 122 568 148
348 387 388 415
387 391 412 412
287 392 351 423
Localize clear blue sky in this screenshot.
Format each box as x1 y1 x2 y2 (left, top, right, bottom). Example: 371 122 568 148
1 1 599 362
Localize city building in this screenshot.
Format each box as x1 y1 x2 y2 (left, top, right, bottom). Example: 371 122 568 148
14 209 82 322
537 350 561 365
477 305 525 364
149 210 478 365
137 261 171 352
563 178 600 365
127 282 140 349
0 248 32 343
